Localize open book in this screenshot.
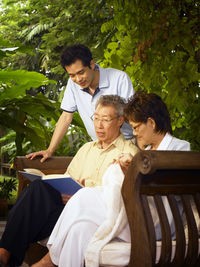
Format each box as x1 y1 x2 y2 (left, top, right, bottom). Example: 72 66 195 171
19 168 83 195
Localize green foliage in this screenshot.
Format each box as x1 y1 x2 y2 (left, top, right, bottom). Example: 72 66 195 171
0 69 56 99
0 0 199 153
0 94 61 154
101 0 200 151
0 177 17 200
0 38 61 157
49 112 91 157
0 0 111 81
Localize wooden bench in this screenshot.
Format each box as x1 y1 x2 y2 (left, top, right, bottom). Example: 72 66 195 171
14 151 200 266
122 150 200 267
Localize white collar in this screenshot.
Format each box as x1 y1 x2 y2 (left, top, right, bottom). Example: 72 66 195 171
157 132 173 150
145 132 172 151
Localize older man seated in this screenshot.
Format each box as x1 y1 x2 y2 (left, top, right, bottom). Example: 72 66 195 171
0 95 138 267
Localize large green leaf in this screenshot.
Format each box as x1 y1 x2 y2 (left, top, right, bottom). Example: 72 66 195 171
0 69 56 102
0 69 54 84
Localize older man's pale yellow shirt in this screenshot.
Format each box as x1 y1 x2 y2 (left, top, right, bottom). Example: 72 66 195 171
65 134 138 187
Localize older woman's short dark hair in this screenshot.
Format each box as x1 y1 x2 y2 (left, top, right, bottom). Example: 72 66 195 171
125 92 172 134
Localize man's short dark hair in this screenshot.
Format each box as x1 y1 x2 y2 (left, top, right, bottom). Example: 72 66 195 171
60 44 93 69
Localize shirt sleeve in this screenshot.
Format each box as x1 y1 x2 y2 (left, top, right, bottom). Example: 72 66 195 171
175 140 191 151
60 78 77 112
117 71 134 101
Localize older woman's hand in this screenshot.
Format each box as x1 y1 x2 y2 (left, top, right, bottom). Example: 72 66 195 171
113 153 133 174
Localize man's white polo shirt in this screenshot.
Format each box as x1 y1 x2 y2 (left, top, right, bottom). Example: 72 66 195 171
61 64 134 140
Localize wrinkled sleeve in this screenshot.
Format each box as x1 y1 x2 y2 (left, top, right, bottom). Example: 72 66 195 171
60 79 77 112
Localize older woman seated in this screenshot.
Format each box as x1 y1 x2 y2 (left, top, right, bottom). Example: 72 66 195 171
32 92 190 267
118 91 190 171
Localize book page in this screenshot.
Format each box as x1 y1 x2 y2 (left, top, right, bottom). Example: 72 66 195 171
23 168 45 176
42 174 69 179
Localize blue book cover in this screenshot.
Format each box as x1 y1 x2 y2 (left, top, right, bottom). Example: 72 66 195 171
19 170 83 195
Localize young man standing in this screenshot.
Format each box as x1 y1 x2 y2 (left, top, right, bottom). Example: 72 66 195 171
27 44 134 162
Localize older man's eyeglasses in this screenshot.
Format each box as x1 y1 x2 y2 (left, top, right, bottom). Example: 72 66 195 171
91 115 118 124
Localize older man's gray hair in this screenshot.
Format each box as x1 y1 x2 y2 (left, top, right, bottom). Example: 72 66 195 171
95 95 126 117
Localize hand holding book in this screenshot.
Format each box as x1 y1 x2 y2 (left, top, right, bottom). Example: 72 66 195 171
19 169 83 195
